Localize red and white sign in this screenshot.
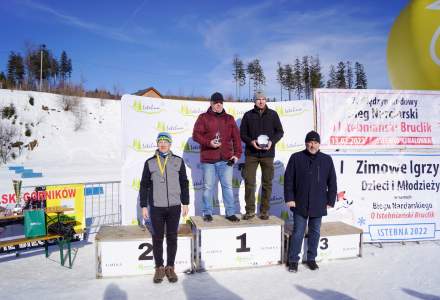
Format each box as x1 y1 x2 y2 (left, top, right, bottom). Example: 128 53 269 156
315 89 440 149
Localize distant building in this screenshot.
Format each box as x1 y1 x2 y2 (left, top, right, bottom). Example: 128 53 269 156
133 87 163 98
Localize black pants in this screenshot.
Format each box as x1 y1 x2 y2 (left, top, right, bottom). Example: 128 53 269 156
150 205 181 268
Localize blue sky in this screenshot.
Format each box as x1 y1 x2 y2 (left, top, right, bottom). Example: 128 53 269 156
0 0 409 98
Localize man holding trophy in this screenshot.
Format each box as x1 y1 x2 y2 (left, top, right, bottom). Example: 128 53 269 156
193 92 242 222
240 91 284 220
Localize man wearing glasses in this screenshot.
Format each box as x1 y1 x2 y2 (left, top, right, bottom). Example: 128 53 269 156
240 91 284 220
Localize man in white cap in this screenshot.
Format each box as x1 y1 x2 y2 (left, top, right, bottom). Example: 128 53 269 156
240 91 284 220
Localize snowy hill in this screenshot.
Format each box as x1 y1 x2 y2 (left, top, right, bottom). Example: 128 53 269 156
0 89 121 189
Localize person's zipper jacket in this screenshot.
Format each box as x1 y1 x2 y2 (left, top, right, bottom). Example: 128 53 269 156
284 150 337 217
192 107 242 163
240 105 284 158
140 150 189 208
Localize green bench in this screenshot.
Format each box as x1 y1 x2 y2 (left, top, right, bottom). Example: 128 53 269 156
0 233 75 268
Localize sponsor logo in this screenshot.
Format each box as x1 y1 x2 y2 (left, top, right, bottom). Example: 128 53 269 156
179 105 206 117
274 106 308 117
270 195 284 205
280 210 289 220
105 262 123 267
189 179 203 191
235 256 255 264
132 179 141 191
156 122 187 134
225 107 248 119
181 141 200 153
276 140 303 151
274 160 284 169
132 100 164 114
131 139 156 153
278 175 284 185
232 177 242 189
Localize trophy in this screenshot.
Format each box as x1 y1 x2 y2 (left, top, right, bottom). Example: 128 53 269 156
12 179 23 214
257 135 269 149
213 131 221 146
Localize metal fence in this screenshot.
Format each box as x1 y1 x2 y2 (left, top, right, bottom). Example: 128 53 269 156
84 181 121 233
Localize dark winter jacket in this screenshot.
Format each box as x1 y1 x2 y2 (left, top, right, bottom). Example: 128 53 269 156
240 105 284 158
140 151 189 208
192 107 242 163
284 150 337 217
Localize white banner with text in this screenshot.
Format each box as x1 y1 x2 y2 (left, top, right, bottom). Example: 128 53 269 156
315 89 440 149
326 152 440 242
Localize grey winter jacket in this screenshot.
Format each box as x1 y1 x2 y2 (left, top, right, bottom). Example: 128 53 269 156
140 151 189 208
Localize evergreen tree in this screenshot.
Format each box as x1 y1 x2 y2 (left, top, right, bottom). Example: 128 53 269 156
293 58 303 99
238 60 246 101
7 52 16 86
284 64 294 100
252 59 265 94
301 56 311 99
233 55 240 100
310 56 324 89
60 50 69 83
232 55 246 101
326 65 337 88
355 62 367 89
25 44 59 90
67 58 72 78
276 62 286 101
346 61 354 89
246 61 255 101
6 52 25 88
14 54 25 88
246 59 265 99
0 71 6 89
335 61 346 88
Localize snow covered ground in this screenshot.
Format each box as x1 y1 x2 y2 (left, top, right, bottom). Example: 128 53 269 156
0 237 439 300
0 89 121 189
1 90 440 299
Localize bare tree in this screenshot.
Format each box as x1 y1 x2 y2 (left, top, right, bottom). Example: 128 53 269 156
60 94 80 112
0 119 19 164
73 105 87 131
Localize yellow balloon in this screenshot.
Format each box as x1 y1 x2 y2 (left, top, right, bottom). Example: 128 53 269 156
387 0 440 90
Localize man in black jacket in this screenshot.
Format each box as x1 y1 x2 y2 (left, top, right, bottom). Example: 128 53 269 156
284 131 337 272
240 91 284 220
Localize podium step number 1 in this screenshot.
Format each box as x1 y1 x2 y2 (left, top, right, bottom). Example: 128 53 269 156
191 215 284 271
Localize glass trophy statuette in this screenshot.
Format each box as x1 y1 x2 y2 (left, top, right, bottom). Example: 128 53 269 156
257 135 269 148
214 131 221 146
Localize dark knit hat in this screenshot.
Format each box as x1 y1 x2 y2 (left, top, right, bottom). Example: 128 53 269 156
305 131 320 143
210 92 224 104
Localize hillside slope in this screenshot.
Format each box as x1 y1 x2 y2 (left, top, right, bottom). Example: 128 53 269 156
0 89 121 188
